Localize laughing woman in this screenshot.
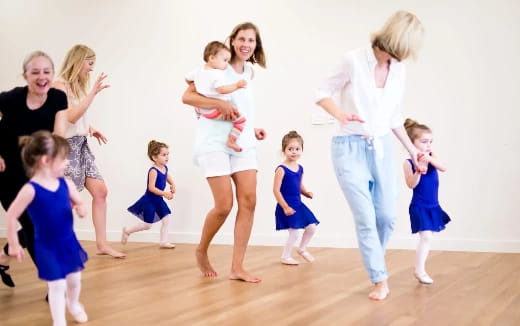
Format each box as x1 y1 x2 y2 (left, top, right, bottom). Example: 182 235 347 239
0 51 68 287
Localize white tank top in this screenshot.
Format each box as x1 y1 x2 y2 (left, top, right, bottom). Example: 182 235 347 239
56 78 90 138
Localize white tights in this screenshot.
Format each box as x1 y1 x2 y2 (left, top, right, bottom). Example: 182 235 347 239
125 215 171 244
47 272 82 326
281 224 317 259
415 231 433 274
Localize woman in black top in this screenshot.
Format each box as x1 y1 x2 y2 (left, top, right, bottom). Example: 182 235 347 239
0 51 67 287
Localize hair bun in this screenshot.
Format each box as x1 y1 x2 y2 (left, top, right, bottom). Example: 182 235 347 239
404 118 417 129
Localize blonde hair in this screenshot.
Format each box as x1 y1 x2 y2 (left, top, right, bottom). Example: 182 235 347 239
147 140 168 162
22 51 54 75
19 131 70 177
404 118 431 142
227 22 266 68
58 44 96 99
371 11 424 61
281 130 304 151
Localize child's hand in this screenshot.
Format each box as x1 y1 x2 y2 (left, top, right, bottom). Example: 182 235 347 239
164 192 174 200
8 244 25 263
75 203 87 218
283 206 296 216
303 191 313 199
415 154 427 174
254 128 266 140
236 79 247 88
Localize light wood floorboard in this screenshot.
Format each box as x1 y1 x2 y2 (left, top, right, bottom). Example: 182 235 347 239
1 240 519 325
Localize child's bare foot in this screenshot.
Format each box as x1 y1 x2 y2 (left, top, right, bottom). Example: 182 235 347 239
226 137 242 152
196 248 217 277
96 244 126 258
368 281 390 301
229 269 261 283
160 242 176 249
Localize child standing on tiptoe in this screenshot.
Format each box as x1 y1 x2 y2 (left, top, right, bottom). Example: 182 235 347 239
403 118 451 284
273 131 319 265
122 140 176 249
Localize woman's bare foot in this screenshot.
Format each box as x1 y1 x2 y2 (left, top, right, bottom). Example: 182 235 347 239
226 137 242 152
229 269 261 283
96 244 126 258
196 248 217 277
368 281 389 301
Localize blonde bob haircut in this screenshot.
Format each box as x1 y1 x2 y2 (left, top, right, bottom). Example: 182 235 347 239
58 44 96 99
371 11 424 62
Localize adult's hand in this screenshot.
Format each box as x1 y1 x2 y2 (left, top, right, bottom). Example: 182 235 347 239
90 72 110 96
0 156 5 172
218 101 239 121
90 128 108 145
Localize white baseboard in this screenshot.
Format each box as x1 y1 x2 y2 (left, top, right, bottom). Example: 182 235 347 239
1 228 519 253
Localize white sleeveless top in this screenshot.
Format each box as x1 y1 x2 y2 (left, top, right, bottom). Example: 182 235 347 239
56 78 90 138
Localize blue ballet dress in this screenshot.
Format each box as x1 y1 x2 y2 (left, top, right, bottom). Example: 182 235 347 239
408 160 451 233
275 164 319 230
128 167 171 223
27 178 88 281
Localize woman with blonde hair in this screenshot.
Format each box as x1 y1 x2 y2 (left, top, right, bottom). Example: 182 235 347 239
52 44 125 258
315 11 425 300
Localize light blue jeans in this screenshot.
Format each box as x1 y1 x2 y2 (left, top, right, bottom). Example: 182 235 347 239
331 134 397 283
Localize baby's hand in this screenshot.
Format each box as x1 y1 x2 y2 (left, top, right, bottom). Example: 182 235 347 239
236 79 247 88
164 192 174 200
283 206 296 216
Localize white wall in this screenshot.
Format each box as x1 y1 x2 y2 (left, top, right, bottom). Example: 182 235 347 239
1 0 519 252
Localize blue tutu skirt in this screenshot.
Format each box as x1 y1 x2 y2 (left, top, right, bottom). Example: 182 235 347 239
276 203 319 230
128 195 171 223
409 204 451 234
35 233 88 281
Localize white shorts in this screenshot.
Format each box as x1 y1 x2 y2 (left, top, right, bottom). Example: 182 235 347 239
196 150 257 178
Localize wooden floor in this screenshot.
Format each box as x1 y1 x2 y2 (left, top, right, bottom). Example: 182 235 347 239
1 241 519 326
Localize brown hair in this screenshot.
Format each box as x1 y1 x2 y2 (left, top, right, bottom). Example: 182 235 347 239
203 41 229 62
281 130 304 151
227 22 266 68
19 130 70 177
404 118 431 142
147 140 168 161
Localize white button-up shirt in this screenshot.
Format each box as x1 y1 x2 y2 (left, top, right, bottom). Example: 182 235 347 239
315 46 406 137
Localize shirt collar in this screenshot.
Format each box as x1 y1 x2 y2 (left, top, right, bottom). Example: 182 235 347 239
365 45 398 65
